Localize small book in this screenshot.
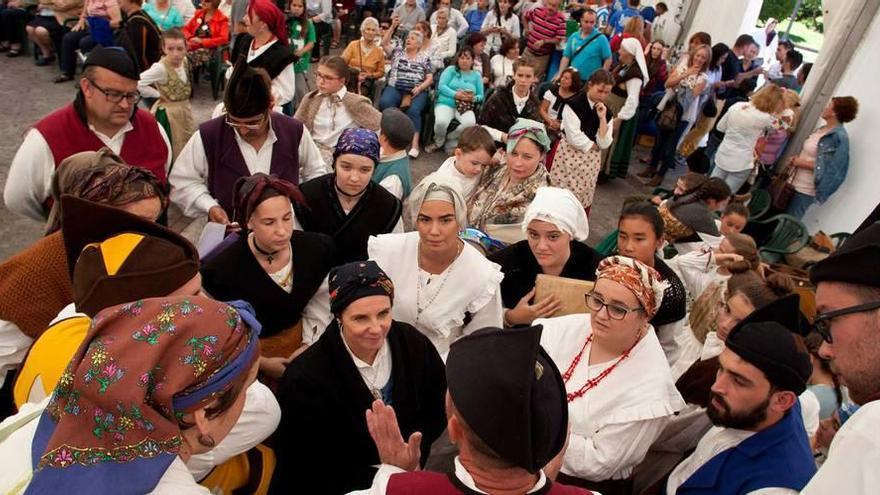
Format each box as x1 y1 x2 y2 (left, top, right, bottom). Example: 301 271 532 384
534 274 595 317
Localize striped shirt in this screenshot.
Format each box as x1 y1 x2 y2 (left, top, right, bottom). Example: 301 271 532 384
388 48 433 92
524 7 567 56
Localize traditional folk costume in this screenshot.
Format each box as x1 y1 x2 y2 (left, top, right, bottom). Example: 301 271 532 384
0 154 165 400
605 38 648 178
4 47 170 221
659 194 723 245
650 256 689 367
549 92 613 211
468 119 551 232
271 262 447 495
370 173 504 360
489 187 602 310
666 320 816 495
294 85 382 166
139 56 197 161
536 257 685 495
201 174 335 357
228 0 296 108
294 129 402 263
0 296 262 494
170 61 327 219
803 223 880 495
352 325 594 495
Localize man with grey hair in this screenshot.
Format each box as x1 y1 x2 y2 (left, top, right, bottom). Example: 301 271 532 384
802 222 880 494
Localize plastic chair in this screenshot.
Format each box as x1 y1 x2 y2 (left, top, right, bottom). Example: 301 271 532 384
594 229 619 257
754 214 809 264
830 232 850 249
747 188 771 221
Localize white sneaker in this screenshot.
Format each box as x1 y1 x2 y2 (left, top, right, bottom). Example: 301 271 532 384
408 148 420 159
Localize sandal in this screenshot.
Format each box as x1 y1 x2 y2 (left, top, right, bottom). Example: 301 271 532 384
330 39 339 49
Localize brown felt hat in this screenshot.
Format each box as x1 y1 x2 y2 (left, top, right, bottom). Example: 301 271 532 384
62 196 199 316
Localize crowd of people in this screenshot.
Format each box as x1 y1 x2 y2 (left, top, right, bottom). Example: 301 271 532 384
0 0 876 494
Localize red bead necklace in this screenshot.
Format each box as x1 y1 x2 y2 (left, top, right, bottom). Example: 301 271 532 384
562 333 639 403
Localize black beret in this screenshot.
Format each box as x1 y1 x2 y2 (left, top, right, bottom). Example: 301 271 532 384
726 321 812 395
810 223 880 288
83 46 140 80
224 59 272 118
446 325 568 473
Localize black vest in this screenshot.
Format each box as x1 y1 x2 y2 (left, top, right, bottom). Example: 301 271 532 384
564 93 613 142
230 33 297 79
611 62 644 98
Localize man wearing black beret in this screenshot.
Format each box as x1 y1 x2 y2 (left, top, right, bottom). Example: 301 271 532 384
352 325 596 494
4 46 172 222
802 223 880 494
665 320 817 494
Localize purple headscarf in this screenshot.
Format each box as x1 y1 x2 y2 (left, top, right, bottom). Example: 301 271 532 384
333 128 380 166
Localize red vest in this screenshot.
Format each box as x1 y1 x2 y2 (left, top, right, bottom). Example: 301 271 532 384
34 103 169 184
385 471 593 495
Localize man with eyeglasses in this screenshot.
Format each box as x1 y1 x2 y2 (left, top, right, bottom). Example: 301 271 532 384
4 46 171 222
801 222 880 494
170 60 327 226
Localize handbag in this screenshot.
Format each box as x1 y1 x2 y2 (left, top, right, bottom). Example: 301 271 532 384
656 96 681 131
768 165 797 210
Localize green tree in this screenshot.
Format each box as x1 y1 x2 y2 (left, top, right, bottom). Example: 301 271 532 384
759 0 823 33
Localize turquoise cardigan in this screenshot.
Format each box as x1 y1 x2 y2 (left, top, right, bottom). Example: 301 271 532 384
435 66 485 109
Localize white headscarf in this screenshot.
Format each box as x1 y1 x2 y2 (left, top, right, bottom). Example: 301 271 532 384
620 37 649 88
407 172 469 229
521 187 589 242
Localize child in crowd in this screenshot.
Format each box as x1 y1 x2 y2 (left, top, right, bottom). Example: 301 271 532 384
138 28 196 160
433 126 496 200
719 201 749 235
375 108 417 200
287 0 315 109
651 171 708 205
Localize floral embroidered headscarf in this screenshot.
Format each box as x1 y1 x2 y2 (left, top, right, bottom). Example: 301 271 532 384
328 260 394 316
596 256 669 319
26 296 261 494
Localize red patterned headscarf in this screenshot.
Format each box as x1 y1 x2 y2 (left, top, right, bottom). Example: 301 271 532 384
233 173 306 227
597 256 669 318
248 0 289 46
27 296 261 494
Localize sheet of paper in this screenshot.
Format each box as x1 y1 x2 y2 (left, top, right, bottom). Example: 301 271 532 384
534 274 595 317
196 221 228 258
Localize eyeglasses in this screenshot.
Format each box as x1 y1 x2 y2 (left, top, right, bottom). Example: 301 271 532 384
315 72 344 81
813 300 880 343
585 292 643 320
87 78 140 105
225 113 268 131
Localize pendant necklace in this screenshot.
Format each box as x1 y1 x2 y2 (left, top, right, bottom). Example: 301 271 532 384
415 241 463 325
252 235 280 265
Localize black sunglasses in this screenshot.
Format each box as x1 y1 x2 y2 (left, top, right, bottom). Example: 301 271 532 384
813 300 880 343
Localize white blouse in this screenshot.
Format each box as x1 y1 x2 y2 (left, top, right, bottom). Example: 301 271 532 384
715 102 777 173
489 53 515 88
368 231 504 361
481 11 521 53
562 99 614 152
536 313 685 481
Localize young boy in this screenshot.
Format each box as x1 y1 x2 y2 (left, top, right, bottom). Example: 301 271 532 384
375 108 416 200
719 201 749 235
434 126 496 200
138 28 196 160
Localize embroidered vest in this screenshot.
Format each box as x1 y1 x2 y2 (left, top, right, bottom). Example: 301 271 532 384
34 103 168 184
199 112 303 217
156 57 191 102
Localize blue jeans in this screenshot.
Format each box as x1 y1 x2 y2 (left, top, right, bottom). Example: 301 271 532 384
711 167 752 194
379 86 428 134
786 190 816 219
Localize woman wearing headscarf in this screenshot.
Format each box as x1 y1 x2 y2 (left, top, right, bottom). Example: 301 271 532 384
536 256 685 495
0 150 165 415
490 187 603 327
369 173 504 360
605 37 649 179
467 118 551 238
294 128 403 264
227 0 296 109
201 173 336 363
271 261 447 495
0 296 262 494
549 69 614 216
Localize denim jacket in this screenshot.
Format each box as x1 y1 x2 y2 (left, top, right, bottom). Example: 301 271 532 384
814 124 850 203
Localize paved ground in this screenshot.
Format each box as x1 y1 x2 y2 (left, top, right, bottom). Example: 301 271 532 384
0 54 680 261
